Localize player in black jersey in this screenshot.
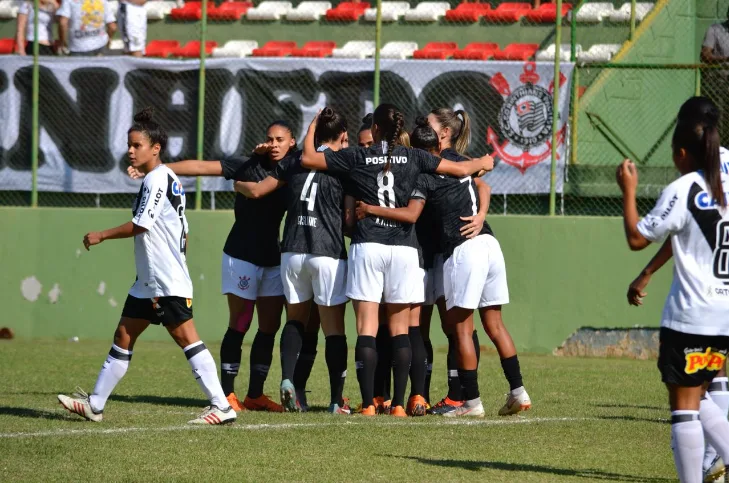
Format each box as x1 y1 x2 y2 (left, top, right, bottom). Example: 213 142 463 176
234 107 354 414
301 103 493 417
358 114 374 148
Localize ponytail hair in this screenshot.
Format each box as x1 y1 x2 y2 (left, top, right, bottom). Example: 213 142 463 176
128 106 168 153
315 107 348 146
430 107 471 155
359 113 373 134
373 103 404 174
410 116 439 153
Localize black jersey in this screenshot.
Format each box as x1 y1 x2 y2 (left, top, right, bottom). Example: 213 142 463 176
412 173 494 261
272 150 347 260
324 142 441 247
221 154 289 267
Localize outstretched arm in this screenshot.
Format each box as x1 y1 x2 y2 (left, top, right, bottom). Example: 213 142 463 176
83 222 146 250
627 239 673 306
356 199 425 224
436 155 494 178
234 176 285 199
301 114 328 170
616 159 651 251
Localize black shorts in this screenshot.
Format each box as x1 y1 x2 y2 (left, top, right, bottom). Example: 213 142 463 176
121 295 193 326
658 327 729 386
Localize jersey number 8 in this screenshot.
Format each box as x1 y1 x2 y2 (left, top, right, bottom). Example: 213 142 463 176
714 220 729 281
377 172 396 208
301 170 318 211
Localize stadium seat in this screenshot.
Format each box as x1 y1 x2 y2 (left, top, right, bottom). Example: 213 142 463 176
169 2 209 21
577 43 621 63
325 2 369 21
571 2 614 23
145 1 176 20
107 0 119 17
413 42 459 60
493 43 538 60
609 2 653 23
380 41 418 59
251 40 297 57
145 40 180 58
403 2 450 22
174 40 218 58
453 42 499 60
0 1 19 19
208 2 253 21
212 40 258 57
332 40 376 58
246 1 292 20
536 43 581 61
482 2 531 23
292 40 336 57
363 2 409 22
286 1 331 21
523 2 572 23
444 2 491 23
0 38 16 54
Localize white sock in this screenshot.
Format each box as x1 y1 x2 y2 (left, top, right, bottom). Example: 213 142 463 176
700 396 729 465
89 344 131 413
704 379 729 470
671 410 703 483
184 341 229 410
511 386 525 397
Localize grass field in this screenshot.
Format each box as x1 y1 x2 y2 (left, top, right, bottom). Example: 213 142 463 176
0 339 677 482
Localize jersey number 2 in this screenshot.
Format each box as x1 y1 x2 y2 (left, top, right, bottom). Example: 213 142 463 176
714 220 729 280
301 171 318 211
377 172 396 208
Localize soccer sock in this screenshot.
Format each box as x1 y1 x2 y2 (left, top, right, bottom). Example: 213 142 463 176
424 338 433 403
408 326 427 398
325 335 348 406
184 341 228 409
457 368 480 403
446 335 462 401
473 330 481 366
355 335 377 408
293 332 318 392
671 410 703 483
247 331 275 399
501 355 524 392
220 327 245 396
701 395 729 465
374 324 392 400
391 334 411 409
280 320 304 382
704 378 729 470
89 344 131 412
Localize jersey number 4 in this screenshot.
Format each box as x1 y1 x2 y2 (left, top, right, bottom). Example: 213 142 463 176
715 220 729 281
301 170 318 211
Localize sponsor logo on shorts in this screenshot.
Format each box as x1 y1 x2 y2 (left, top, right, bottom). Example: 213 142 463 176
684 347 727 374
238 276 250 291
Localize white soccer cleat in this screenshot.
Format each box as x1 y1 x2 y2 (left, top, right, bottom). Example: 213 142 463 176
188 405 237 425
57 387 103 422
704 455 726 483
498 388 532 416
443 399 485 418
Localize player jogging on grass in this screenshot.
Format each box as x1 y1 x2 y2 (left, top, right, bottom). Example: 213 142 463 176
58 108 235 425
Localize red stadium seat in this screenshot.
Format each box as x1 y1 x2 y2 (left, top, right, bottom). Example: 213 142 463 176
413 42 459 60
325 2 370 22
292 41 336 57
174 40 218 58
252 40 297 57
169 2 215 21
208 2 253 21
492 43 538 60
145 40 180 58
444 3 491 23
523 2 572 23
0 38 16 54
453 42 499 60
481 2 531 23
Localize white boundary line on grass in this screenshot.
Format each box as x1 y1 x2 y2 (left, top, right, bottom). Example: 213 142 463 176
0 417 599 439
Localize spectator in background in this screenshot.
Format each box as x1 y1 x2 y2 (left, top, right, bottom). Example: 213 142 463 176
15 0 59 56
701 7 729 143
118 0 147 57
57 0 116 56
701 7 729 65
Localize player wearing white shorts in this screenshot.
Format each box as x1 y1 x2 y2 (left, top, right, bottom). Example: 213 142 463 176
117 0 147 56
302 103 492 417
58 108 235 425
234 107 354 415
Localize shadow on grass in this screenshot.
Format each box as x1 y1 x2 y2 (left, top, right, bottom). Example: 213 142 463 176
108 394 206 408
0 406 72 421
597 415 668 425
594 403 666 411
390 456 673 482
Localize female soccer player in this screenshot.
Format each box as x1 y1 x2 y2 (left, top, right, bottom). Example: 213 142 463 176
58 108 235 425
128 120 297 413
358 114 374 148
617 96 729 483
233 107 354 414
301 104 492 417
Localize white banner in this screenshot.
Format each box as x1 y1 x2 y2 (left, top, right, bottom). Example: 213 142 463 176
0 57 573 194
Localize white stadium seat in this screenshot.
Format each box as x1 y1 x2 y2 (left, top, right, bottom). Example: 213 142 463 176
609 2 653 23
403 1 449 22
0 0 19 19
332 40 375 58
146 1 176 20
577 43 622 63
380 41 418 59
246 1 292 20
212 39 258 57
363 2 410 22
571 2 614 23
285 1 330 21
536 43 581 62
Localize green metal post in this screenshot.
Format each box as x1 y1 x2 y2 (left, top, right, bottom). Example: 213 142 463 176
549 0 563 216
629 0 636 41
373 0 382 106
195 2 208 211
695 67 701 96
570 67 579 166
30 0 40 207
570 0 577 62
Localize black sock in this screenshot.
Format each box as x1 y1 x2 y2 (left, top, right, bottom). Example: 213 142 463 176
280 321 304 382
220 328 245 396
408 326 427 398
325 335 347 406
355 335 377 408
247 331 275 399
293 332 318 391
374 324 391 400
501 355 524 390
446 335 462 401
473 330 481 366
424 338 433 403
458 368 480 401
391 334 411 408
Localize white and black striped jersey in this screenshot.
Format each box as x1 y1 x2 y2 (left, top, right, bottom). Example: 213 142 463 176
130 164 192 299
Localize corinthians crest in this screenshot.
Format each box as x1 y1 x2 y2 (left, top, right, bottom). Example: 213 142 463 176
487 62 567 174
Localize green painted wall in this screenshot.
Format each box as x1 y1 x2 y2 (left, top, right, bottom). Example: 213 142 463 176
0 208 673 353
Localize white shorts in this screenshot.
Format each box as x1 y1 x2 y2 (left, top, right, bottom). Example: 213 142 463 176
281 252 348 306
423 268 436 306
221 253 284 301
432 253 445 301
443 235 509 311
118 3 147 53
347 243 425 304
